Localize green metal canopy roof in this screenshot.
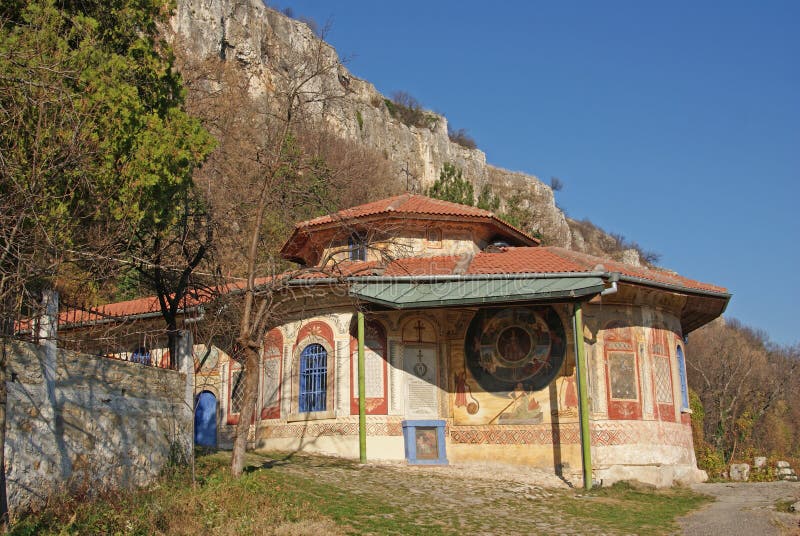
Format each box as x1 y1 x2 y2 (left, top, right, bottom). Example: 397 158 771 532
348 276 606 309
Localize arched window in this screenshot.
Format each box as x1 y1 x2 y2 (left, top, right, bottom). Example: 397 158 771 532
299 343 328 413
676 345 690 411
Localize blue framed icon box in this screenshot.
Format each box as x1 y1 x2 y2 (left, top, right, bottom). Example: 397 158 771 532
401 420 448 465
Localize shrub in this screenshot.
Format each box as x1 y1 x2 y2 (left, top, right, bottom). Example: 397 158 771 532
448 127 477 149
748 465 778 482
476 184 500 212
385 91 439 130
499 192 531 230
696 443 726 478
609 232 661 266
280 6 321 37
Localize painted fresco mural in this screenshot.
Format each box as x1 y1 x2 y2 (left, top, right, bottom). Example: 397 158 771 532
453 306 574 426
349 321 388 415
603 322 643 420
261 329 283 420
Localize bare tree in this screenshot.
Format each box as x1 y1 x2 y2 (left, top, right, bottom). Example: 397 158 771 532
175 24 399 475
687 319 799 463
129 188 216 368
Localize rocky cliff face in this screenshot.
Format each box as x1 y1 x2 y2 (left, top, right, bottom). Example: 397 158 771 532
169 0 642 264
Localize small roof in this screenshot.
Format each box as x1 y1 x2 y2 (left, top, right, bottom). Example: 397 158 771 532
350 277 606 309
297 193 513 227
280 194 540 264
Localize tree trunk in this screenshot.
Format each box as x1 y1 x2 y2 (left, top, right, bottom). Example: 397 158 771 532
0 338 8 529
230 345 260 476
167 323 179 370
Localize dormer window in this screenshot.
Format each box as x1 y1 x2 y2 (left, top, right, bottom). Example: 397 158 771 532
426 228 442 249
348 233 366 261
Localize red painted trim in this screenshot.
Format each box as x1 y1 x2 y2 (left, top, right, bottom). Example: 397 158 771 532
350 321 388 415
261 329 283 420
295 321 334 349
603 323 643 420
226 363 242 425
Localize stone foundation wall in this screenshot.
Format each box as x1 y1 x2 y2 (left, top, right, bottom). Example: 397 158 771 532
591 419 705 486
4 340 192 516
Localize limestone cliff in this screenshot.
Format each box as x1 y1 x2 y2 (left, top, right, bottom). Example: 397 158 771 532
169 0 643 264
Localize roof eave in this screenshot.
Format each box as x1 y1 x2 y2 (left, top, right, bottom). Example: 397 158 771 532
616 274 730 301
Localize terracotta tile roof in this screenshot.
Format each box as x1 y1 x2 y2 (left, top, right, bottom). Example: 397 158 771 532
55 276 275 327
58 296 163 326
295 260 382 278
383 256 461 276
297 194 495 228
373 247 727 295
543 247 728 293
281 194 541 264
467 248 586 274
48 246 725 330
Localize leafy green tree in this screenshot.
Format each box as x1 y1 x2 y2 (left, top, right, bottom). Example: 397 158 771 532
0 0 213 311
0 0 214 522
498 193 531 230
426 163 474 206
476 183 501 212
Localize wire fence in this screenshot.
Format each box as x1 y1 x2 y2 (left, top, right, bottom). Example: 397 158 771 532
11 299 180 370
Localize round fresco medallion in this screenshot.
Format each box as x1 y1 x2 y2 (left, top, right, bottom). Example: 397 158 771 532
465 306 566 394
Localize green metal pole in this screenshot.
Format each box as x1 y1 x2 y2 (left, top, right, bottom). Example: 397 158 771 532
357 311 367 463
573 303 593 490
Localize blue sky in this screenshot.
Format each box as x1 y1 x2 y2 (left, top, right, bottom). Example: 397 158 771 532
281 1 799 347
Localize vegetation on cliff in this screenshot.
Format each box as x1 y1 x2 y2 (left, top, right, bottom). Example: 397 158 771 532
425 163 541 236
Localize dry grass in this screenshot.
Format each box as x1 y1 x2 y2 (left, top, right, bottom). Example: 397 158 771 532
9 452 711 535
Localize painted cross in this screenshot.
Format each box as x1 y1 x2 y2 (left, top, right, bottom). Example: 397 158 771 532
414 320 425 342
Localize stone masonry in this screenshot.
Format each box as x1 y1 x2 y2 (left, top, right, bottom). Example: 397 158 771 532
4 340 192 517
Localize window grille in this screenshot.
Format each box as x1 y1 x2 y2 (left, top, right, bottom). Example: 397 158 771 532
131 346 151 365
654 356 673 404
299 343 327 413
348 234 366 261
230 369 245 414
676 346 690 410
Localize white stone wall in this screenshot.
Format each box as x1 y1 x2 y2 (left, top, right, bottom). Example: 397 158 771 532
5 340 192 517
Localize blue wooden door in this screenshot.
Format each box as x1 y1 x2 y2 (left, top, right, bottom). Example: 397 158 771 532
194 391 217 447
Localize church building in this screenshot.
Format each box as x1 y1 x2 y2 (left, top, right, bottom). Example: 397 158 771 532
205 194 729 487
55 194 729 487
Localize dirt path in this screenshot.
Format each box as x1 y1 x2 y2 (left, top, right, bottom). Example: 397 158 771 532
678 481 800 536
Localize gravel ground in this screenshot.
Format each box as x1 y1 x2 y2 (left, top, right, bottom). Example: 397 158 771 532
262 453 800 535
678 481 800 536
275 458 587 535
